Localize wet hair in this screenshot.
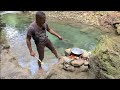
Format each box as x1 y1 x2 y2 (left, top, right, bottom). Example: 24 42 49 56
36 11 46 19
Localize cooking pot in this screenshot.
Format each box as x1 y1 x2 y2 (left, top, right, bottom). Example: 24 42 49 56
71 48 83 55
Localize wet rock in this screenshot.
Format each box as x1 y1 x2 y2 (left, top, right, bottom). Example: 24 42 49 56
0 15 6 28
1 47 32 79
2 44 10 49
0 23 6 27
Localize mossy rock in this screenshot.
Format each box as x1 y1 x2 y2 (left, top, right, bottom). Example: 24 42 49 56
90 35 120 79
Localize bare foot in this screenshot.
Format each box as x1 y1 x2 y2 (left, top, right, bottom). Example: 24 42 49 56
58 56 62 60
56 57 61 63
38 67 44 74
39 68 47 78
54 58 61 66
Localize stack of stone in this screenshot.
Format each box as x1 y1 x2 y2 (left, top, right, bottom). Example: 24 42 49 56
62 48 91 72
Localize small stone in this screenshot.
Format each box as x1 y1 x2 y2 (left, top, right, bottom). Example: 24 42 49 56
80 65 89 72
64 48 71 56
63 62 71 68
0 23 6 27
63 65 75 72
84 60 89 66
71 60 84 67
63 56 71 63
2 45 10 49
116 26 120 35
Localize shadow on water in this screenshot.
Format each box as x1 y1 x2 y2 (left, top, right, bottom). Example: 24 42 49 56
1 12 105 76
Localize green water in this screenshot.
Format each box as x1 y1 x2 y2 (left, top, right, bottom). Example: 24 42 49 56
1 12 105 75
48 22 102 51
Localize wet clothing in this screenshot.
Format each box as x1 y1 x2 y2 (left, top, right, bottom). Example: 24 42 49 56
27 21 55 60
